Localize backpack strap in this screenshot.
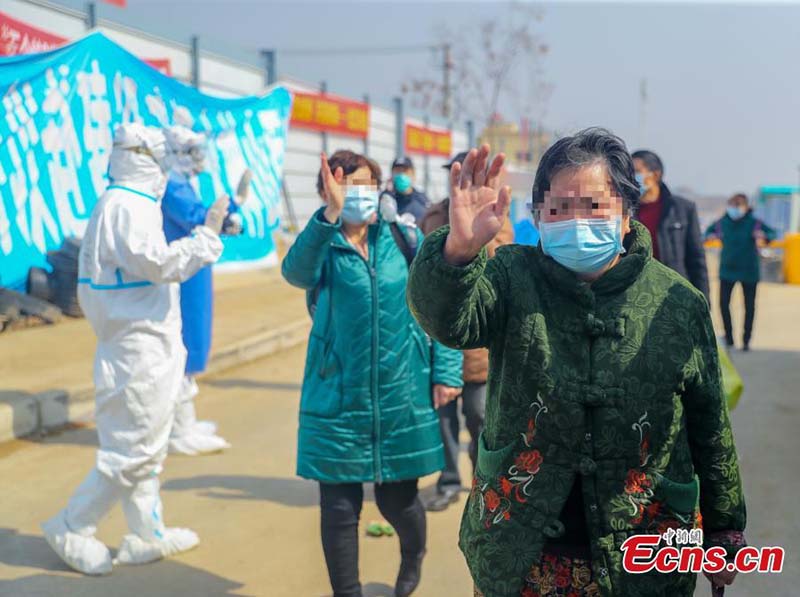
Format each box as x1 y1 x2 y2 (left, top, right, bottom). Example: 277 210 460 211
389 221 418 267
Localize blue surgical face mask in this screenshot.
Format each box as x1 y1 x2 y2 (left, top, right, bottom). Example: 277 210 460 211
635 173 648 197
342 186 379 223
539 217 626 274
393 173 412 194
727 206 746 220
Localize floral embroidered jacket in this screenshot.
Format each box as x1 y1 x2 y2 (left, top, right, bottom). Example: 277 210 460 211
407 221 746 597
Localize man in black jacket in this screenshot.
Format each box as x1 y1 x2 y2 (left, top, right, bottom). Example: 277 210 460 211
632 150 710 302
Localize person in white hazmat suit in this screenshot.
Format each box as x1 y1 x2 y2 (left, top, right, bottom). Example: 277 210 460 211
41 123 229 575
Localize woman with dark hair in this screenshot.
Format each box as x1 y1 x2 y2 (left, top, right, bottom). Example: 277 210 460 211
282 149 463 597
705 193 776 351
407 129 746 596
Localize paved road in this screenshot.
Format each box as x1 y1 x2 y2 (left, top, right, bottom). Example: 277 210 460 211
1 277 798 596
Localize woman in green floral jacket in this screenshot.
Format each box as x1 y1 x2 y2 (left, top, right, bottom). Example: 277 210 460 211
407 129 746 597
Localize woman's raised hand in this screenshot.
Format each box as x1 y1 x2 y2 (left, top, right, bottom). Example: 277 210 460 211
321 152 345 223
444 144 511 265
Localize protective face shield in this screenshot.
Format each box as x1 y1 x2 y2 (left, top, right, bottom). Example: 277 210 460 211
109 124 169 197
164 125 208 177
539 217 625 274
112 124 169 172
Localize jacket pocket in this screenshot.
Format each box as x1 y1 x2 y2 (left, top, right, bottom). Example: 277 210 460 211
652 473 700 516
299 333 343 418
408 323 433 409
475 432 516 479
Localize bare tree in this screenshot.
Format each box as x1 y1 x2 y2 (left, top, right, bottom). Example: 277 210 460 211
403 2 551 130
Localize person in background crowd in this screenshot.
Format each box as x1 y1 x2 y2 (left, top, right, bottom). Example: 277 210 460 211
282 149 463 597
162 125 240 455
407 130 746 597
632 149 710 302
418 150 514 513
705 193 776 351
41 124 228 575
388 156 431 224
512 208 540 246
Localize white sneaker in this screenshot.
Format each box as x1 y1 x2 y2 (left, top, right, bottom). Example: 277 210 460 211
41 511 112 576
169 432 230 456
114 528 199 566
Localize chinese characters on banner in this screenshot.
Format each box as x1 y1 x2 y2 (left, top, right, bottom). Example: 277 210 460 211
0 32 291 290
405 123 452 157
290 91 369 138
0 11 171 75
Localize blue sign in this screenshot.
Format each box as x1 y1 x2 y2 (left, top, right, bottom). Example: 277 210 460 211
0 32 291 290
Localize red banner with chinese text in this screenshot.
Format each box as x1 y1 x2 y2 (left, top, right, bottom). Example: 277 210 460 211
143 58 172 76
1 11 171 76
290 91 369 139
405 123 452 157
0 10 66 56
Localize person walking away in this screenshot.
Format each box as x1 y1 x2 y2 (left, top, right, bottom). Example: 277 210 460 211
419 150 514 512
632 149 710 302
407 131 746 597
387 156 431 225
41 124 228 575
161 125 243 455
282 149 463 597
705 193 776 351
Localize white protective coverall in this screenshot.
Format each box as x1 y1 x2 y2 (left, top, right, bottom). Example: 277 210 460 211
41 123 224 575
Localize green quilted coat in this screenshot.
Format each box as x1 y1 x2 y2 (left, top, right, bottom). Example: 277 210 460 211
407 221 746 597
282 208 463 484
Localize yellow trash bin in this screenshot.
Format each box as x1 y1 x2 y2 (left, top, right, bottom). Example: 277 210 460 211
784 233 800 285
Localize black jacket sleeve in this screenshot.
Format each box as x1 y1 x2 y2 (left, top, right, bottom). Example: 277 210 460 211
684 201 710 303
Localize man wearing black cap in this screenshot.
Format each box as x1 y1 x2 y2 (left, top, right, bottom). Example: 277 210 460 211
418 151 514 512
389 156 431 224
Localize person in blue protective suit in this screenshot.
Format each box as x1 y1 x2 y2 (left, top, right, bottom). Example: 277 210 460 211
161 125 246 455
41 123 227 575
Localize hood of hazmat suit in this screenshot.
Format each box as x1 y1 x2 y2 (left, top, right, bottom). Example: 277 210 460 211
77 123 224 487
164 124 208 178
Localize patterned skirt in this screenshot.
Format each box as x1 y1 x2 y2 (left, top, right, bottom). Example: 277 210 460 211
474 551 600 597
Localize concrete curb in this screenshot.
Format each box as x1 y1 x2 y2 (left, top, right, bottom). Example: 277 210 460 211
0 318 310 444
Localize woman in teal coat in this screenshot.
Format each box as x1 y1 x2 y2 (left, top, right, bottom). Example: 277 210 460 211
281 150 463 597
705 193 776 351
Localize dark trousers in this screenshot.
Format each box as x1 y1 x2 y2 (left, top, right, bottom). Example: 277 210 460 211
437 382 486 492
319 479 425 597
720 279 758 346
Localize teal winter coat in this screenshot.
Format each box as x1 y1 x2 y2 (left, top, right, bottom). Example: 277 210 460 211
705 210 777 284
282 208 463 484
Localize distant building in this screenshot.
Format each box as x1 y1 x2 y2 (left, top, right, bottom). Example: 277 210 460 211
478 115 551 169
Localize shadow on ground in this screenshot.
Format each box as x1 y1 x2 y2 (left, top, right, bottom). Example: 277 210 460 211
320 582 394 597
162 475 321 507
0 529 249 597
204 378 302 392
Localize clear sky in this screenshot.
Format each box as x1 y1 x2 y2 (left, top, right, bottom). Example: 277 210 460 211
48 0 800 197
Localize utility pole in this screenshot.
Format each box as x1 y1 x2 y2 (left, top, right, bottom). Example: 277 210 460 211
638 78 648 147
191 36 200 89
320 81 328 155
442 43 452 121
260 49 276 86
86 2 97 29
